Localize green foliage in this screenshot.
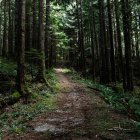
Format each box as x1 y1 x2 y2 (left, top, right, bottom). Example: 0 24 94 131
121 120 140 137
0 57 17 76
0 70 58 138
45 130 54 136
66 68 140 120
50 2 70 61
12 91 21 99
26 48 45 60
0 58 16 93
65 68 140 138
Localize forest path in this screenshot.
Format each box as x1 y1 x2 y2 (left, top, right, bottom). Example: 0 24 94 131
6 68 130 140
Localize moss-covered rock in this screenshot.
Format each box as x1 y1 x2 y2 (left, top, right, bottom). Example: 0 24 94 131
12 91 21 99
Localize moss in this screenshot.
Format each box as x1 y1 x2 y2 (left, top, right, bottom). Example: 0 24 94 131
12 91 21 99
85 88 92 93
24 87 32 95
45 131 54 136
43 62 46 77
54 83 63 90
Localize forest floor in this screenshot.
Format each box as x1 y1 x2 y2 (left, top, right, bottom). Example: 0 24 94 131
3 68 138 140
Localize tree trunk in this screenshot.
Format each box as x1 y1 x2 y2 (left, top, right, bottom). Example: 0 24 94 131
25 0 31 53
99 0 110 84
2 0 8 57
134 12 139 59
90 4 95 80
114 0 126 89
15 0 26 94
76 0 86 76
80 0 86 76
45 0 50 69
32 0 37 49
121 0 133 91
107 0 116 82
99 0 106 84
8 0 13 58
37 0 46 81
0 3 2 56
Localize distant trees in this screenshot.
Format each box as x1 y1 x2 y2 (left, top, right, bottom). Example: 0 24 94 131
57 0 139 91
0 0 139 92
76 0 86 76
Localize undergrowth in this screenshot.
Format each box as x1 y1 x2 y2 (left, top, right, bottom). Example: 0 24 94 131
65 68 140 137
0 69 59 138
0 58 17 94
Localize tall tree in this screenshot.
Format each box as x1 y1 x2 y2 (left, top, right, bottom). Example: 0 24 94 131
15 0 26 93
37 0 46 81
45 0 50 68
114 0 126 89
76 0 86 76
2 0 8 57
107 0 116 82
8 0 13 57
134 12 139 59
99 0 110 84
121 0 133 91
25 0 32 52
90 3 95 80
32 0 37 49
0 3 2 55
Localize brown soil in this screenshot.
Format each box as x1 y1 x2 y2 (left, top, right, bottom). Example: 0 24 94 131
3 69 134 140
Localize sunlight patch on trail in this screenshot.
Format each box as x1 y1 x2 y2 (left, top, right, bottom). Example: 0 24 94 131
54 68 71 73
35 124 66 133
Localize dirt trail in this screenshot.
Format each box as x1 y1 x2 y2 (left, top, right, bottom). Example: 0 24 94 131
5 69 132 140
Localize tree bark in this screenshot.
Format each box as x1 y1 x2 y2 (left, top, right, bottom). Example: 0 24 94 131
107 0 116 82
0 3 2 56
76 0 86 76
90 4 95 80
121 0 133 91
2 0 8 57
134 12 139 59
45 0 50 69
25 0 32 53
99 0 110 84
15 0 26 94
8 0 13 58
114 0 126 89
32 0 38 49
37 0 46 81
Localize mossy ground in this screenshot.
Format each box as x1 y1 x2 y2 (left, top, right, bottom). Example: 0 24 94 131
0 69 60 139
